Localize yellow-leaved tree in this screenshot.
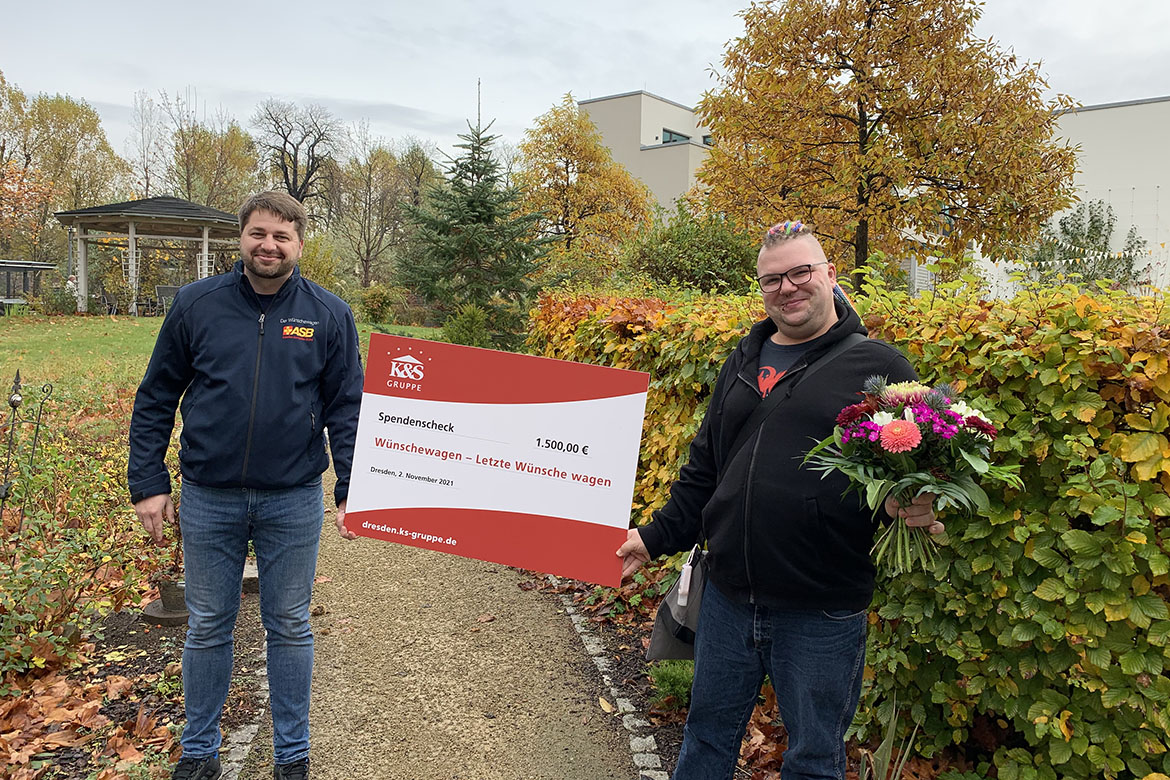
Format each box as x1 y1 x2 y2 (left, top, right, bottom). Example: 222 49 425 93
516 94 652 282
161 90 264 213
698 0 1080 280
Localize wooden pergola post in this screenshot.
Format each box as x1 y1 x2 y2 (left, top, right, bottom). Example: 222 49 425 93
201 226 211 279
77 228 89 313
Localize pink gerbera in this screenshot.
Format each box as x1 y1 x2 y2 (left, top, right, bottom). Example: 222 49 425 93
879 420 922 452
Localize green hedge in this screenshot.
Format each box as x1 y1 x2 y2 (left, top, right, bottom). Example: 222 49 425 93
529 274 1170 780
860 275 1170 780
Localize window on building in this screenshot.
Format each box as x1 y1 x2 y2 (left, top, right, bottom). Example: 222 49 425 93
662 129 690 144
702 134 714 146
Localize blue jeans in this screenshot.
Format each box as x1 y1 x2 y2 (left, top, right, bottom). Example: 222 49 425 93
178 479 323 765
673 581 867 780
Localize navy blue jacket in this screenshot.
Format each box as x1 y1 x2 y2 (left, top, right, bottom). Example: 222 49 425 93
638 301 916 610
128 262 364 507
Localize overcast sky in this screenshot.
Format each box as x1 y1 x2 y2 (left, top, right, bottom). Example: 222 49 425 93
4 0 1169 159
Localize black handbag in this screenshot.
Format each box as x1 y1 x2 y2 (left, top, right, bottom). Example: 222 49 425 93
646 544 707 660
644 333 866 661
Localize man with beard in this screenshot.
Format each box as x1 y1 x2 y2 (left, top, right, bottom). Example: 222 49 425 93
129 191 363 780
617 221 939 780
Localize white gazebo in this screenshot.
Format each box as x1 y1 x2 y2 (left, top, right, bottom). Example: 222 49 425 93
54 196 240 313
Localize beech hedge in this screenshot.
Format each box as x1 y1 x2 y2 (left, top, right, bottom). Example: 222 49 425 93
528 275 1170 780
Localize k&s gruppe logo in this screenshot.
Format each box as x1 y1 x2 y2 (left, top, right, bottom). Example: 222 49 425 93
389 354 424 380
386 352 426 392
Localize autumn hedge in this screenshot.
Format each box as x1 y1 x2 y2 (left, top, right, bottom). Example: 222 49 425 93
528 277 1170 780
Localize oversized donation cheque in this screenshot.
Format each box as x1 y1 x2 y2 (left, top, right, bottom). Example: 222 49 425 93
344 334 649 586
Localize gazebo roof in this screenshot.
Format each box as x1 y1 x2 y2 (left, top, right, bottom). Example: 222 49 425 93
54 196 240 240
0 260 57 272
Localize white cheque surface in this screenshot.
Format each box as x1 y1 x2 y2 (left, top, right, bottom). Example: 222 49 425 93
347 393 646 528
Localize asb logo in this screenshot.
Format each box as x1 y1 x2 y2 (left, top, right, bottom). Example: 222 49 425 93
283 325 315 341
389 354 425 381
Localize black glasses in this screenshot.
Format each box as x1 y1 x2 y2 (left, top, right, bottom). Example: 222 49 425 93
756 262 828 293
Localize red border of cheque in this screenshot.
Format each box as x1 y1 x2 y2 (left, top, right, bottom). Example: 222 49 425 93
365 334 649 404
346 507 625 587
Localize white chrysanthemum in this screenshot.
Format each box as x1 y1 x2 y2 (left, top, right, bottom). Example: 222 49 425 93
951 400 991 423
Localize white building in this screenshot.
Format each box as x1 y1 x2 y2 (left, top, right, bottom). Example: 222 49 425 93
579 91 712 208
1054 95 1170 286
585 89 1170 292
969 96 1170 295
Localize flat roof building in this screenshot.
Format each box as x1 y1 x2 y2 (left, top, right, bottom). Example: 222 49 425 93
580 91 712 208
978 94 1170 294
585 89 1169 290
1055 95 1170 286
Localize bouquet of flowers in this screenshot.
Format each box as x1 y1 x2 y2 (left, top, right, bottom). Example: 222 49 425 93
803 376 1023 575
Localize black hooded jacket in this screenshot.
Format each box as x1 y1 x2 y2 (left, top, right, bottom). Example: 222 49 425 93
638 300 916 610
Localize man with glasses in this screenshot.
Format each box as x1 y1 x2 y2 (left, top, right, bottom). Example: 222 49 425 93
617 221 939 780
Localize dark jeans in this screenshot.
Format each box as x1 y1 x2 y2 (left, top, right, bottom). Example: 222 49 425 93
672 580 867 780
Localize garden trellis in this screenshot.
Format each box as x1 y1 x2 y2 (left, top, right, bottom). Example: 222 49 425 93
0 370 52 537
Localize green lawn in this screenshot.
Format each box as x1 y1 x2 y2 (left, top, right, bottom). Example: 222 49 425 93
0 314 441 395
0 313 163 390
365 322 442 340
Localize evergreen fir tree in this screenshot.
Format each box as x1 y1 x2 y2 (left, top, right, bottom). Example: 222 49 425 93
402 121 547 340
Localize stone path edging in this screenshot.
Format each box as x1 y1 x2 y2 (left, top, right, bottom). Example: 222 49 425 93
219 638 267 780
551 576 671 780
219 566 266 780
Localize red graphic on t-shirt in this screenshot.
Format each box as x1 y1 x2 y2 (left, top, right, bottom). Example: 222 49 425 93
758 367 786 398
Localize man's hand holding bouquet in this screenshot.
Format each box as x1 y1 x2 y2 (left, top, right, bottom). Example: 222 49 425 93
804 376 1023 575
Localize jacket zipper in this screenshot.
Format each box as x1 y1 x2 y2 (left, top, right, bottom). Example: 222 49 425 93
738 359 809 604
240 311 266 482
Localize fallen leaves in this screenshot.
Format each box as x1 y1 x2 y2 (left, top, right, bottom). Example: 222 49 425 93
318 615 355 638
0 673 114 769
0 644 186 774
42 697 102 727
104 675 134 700
470 614 497 633
647 705 686 726
107 732 144 763
739 684 787 777
599 696 615 714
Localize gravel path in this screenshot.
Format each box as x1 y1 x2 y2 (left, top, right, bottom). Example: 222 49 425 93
238 501 637 780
